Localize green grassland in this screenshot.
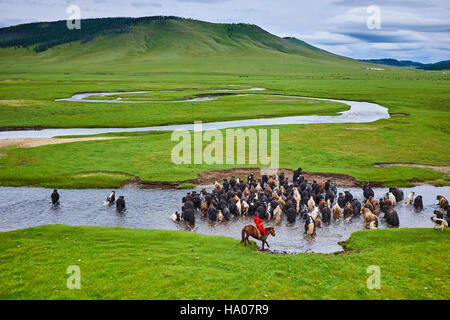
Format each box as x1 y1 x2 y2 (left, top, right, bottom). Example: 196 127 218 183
0 86 350 128
0 123 448 188
0 225 448 299
0 17 449 188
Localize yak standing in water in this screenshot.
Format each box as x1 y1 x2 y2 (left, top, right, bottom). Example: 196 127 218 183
413 195 423 212
106 191 116 205
116 196 126 213
172 209 195 225
389 187 404 203
321 205 331 224
431 217 448 232
384 207 400 227
436 195 449 209
183 208 195 225
405 192 414 205
363 208 378 229
208 204 218 221
286 207 296 223
337 193 346 208
305 215 316 239
332 202 341 220
363 185 374 200
343 202 354 220
51 189 60 205
351 199 362 217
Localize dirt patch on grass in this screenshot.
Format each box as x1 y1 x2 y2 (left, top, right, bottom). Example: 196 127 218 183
0 137 127 149
77 171 132 178
0 153 5 158
125 168 382 189
390 113 410 116
196 168 370 187
344 127 377 131
73 91 107 95
373 162 450 174
0 100 39 107
269 99 316 103
0 126 43 131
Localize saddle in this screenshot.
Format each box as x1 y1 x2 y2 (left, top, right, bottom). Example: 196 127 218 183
256 229 265 240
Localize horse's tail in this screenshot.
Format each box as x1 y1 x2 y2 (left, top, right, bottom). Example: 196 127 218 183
240 227 247 243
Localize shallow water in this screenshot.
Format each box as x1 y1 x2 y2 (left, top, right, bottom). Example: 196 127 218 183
0 88 389 139
0 185 447 253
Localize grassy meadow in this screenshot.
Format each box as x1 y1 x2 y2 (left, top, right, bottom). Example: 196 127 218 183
0 17 449 188
0 225 448 300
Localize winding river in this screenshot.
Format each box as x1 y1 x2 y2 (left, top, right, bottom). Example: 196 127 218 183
0 87 389 139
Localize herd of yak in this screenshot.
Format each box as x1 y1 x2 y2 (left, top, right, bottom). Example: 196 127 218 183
172 168 450 238
51 189 127 212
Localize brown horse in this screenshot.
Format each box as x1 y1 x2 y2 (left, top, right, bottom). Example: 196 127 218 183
240 225 275 251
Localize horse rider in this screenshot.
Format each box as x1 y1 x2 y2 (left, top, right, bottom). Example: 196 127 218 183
254 214 266 241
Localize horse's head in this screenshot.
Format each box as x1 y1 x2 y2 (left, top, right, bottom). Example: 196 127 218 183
267 227 275 237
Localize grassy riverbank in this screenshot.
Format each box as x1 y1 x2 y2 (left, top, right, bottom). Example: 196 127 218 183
0 225 448 299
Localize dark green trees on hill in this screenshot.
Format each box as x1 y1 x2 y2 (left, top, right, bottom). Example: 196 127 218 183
0 16 181 52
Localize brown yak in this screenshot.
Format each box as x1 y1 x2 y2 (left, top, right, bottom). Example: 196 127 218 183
314 215 322 228
200 202 208 217
213 181 222 192
308 196 316 212
332 202 341 220
363 208 378 229
364 199 375 213
369 196 381 215
318 181 325 193
343 202 354 219
437 195 449 209
318 199 327 211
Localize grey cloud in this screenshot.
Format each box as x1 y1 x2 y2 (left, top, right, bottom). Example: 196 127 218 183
131 2 162 7
341 31 420 43
175 0 230 3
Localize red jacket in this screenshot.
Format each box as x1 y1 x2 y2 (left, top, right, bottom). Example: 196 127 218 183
254 215 265 234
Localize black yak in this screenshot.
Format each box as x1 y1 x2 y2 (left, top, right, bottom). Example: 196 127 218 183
413 195 423 212
51 189 59 205
363 185 374 199
384 207 399 227
321 206 331 224
116 196 126 213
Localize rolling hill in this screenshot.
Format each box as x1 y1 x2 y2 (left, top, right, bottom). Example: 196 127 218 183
360 58 450 70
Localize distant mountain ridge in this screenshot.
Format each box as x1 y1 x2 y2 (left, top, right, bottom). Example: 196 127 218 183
360 58 450 70
0 15 352 63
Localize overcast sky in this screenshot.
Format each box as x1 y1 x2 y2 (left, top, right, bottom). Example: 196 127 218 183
1 0 449 63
